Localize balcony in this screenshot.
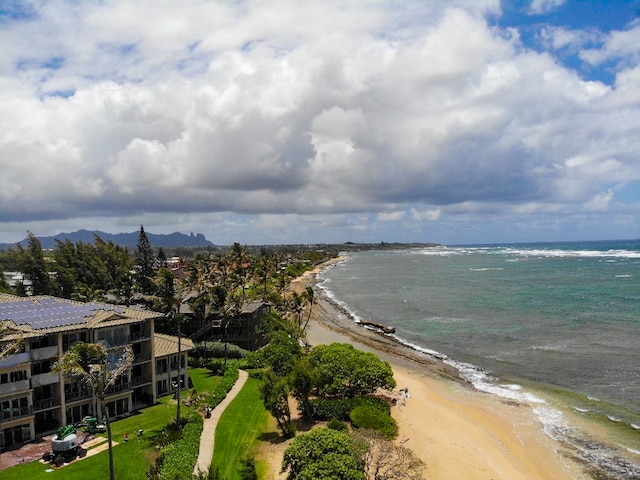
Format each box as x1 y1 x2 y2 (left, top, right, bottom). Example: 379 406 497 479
31 372 59 387
0 351 30 369
0 379 30 396
33 397 61 411
30 345 59 361
96 335 130 349
1 405 33 422
65 389 92 403
105 382 130 396
133 352 152 364
131 374 152 387
130 331 151 342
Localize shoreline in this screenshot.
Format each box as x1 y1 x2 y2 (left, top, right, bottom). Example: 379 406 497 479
296 258 600 480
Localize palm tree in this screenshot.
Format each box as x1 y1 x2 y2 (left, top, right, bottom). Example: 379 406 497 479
53 342 133 480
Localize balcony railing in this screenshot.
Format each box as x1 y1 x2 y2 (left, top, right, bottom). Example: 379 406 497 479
30 345 59 361
33 397 61 411
96 335 130 349
31 372 60 387
105 381 130 396
131 375 152 387
0 379 30 396
65 389 92 403
133 352 152 364
130 331 151 342
1 405 33 422
0 351 30 369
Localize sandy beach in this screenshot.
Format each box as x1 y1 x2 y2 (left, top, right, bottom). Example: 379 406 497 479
293 259 590 480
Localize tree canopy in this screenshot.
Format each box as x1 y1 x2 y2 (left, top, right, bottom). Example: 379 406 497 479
135 225 157 295
282 427 366 480
13 231 52 295
306 343 396 398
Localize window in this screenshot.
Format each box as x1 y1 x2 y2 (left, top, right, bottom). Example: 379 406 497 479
32 360 52 376
63 331 88 351
1 396 29 421
157 379 168 395
30 336 54 349
106 398 129 418
0 370 27 384
1 423 31 449
156 359 167 374
66 403 90 425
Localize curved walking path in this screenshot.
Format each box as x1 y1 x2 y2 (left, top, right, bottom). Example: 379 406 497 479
193 370 249 476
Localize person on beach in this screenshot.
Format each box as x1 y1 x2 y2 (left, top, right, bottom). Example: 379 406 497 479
398 387 410 408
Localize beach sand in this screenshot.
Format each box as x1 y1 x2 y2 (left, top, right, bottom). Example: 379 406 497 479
290 259 590 480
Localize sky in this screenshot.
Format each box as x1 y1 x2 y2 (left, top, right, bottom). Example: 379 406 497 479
2 0 640 246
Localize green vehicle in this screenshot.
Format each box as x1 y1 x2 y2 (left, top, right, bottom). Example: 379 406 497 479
42 425 87 467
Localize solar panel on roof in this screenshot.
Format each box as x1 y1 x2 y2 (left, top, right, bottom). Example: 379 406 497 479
0 298 125 330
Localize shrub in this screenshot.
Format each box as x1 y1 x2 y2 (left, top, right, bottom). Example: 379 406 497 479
191 342 249 360
158 412 203 480
207 358 227 375
282 428 365 480
327 418 348 432
309 396 390 421
350 404 398 439
239 456 258 480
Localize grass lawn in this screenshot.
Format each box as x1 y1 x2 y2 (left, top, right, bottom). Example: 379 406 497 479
211 377 270 480
1 368 218 480
189 367 224 393
2 395 178 480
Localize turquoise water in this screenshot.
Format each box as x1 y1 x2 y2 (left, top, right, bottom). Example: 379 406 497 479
318 241 640 477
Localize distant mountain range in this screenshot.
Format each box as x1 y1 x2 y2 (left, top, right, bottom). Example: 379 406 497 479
0 229 215 250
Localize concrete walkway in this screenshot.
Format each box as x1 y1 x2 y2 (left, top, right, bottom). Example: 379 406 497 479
193 370 249 476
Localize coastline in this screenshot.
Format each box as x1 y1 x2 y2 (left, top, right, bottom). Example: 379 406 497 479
296 258 590 480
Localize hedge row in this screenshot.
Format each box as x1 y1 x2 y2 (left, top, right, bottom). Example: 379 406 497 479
159 364 240 479
308 396 390 421
159 413 203 480
350 404 398 439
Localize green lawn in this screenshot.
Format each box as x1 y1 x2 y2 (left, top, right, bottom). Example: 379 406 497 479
189 367 224 393
211 377 270 480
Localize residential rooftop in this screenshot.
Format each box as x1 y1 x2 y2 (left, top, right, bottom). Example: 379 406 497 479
0 293 162 341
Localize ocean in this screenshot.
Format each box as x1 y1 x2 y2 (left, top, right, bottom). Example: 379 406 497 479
317 240 640 478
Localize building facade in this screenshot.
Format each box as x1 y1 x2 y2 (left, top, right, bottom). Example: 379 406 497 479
0 293 191 451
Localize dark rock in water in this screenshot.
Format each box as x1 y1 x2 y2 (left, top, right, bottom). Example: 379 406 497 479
357 320 396 335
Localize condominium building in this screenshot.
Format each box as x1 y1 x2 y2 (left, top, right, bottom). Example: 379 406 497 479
0 293 192 451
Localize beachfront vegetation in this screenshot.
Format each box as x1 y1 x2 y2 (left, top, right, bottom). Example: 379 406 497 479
282 427 366 480
358 430 425 480
259 369 295 438
248 329 303 377
249 309 409 478
281 427 424 480
305 343 396 398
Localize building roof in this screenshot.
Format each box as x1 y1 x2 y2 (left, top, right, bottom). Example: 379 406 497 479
241 300 267 314
0 293 163 341
154 332 194 358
